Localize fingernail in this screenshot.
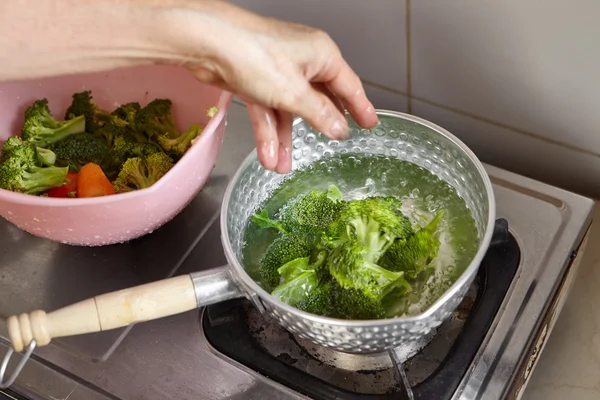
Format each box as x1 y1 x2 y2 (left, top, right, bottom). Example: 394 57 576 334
260 140 278 168
330 119 349 139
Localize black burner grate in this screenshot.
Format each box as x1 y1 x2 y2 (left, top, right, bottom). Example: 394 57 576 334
202 219 520 400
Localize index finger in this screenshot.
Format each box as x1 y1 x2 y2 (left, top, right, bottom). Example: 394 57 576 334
315 54 379 129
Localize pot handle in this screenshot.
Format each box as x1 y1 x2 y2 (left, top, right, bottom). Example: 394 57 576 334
5 266 243 353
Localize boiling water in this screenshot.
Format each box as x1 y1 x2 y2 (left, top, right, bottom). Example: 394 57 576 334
242 153 479 317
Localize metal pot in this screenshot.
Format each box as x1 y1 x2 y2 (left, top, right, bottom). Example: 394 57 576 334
1 110 495 388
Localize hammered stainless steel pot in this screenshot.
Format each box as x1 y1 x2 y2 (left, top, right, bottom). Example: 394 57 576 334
1 110 495 387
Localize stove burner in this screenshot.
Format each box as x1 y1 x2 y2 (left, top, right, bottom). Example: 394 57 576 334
202 219 520 400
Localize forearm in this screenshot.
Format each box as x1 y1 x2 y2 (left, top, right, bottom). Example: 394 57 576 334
0 0 259 82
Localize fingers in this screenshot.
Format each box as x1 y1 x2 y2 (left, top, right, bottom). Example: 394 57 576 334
274 110 293 174
246 103 279 171
279 80 350 141
312 82 345 117
322 58 378 130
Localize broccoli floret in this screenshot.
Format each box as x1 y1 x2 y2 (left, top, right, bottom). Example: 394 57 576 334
112 152 174 193
279 186 346 237
380 211 444 279
21 99 86 148
330 282 387 320
157 124 203 160
206 106 219 118
64 91 111 134
111 102 141 126
99 131 163 179
135 99 179 140
0 136 68 194
48 132 109 172
295 282 334 315
327 238 411 301
337 196 413 241
259 234 312 289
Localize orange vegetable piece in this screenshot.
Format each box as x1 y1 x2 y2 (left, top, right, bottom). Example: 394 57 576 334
77 163 115 198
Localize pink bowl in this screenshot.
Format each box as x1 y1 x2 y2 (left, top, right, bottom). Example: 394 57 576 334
0 65 233 246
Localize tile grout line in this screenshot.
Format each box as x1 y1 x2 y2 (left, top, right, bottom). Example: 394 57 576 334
405 0 412 114
412 96 600 160
357 79 600 160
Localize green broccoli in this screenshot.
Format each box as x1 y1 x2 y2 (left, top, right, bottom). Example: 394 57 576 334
0 136 68 194
270 254 329 307
278 186 346 237
157 124 203 160
259 234 312 289
64 91 111 134
295 281 333 315
21 99 86 148
379 210 444 279
135 99 179 140
111 102 141 126
36 147 57 166
112 152 174 193
48 132 109 172
336 196 413 241
330 283 387 320
327 237 411 301
251 209 288 233
99 131 163 179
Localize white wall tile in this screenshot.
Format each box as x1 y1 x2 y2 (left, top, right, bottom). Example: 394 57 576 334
229 0 408 92
411 1 600 155
363 84 408 113
411 100 600 199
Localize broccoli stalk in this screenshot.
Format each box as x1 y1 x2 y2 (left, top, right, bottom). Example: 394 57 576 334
157 124 204 160
21 99 86 148
0 136 68 194
112 152 174 193
64 91 111 134
36 147 57 166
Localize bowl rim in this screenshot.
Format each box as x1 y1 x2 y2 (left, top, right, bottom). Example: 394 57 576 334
0 91 234 206
220 109 497 327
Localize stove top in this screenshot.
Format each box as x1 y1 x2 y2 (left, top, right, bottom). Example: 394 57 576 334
202 222 519 399
0 100 594 400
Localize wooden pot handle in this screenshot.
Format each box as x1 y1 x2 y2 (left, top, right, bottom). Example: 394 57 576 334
7 274 197 352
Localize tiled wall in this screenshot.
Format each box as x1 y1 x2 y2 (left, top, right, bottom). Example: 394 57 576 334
229 0 600 198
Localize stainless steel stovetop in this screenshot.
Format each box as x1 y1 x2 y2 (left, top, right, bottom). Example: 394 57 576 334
0 100 595 400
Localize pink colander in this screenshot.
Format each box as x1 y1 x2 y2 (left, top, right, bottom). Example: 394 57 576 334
0 65 233 246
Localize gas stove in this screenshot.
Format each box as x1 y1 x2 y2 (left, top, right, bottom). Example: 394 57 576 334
0 100 595 400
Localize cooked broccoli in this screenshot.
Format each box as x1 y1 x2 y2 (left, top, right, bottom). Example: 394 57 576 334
21 99 86 148
330 283 387 320
336 196 413 241
100 132 162 179
252 209 288 233
48 132 109 172
206 106 219 118
64 91 111 134
36 147 56 166
111 102 141 126
327 237 411 301
0 136 68 194
295 279 388 320
295 281 333 315
157 124 203 160
279 186 346 237
379 210 444 279
259 234 312 289
135 99 179 140
270 254 328 307
112 152 174 193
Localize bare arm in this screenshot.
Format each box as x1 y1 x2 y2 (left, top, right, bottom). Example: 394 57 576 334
0 0 378 173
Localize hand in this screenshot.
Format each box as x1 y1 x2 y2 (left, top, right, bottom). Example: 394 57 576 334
170 1 379 173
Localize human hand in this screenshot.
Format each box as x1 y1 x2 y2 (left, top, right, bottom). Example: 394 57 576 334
169 1 379 173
